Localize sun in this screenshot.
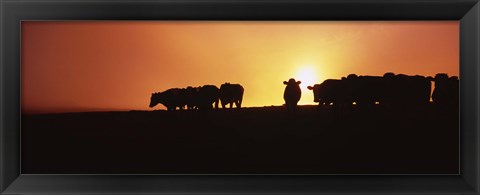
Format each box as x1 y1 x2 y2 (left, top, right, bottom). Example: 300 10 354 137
296 65 318 89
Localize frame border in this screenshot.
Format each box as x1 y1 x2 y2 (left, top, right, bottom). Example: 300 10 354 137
1 0 479 194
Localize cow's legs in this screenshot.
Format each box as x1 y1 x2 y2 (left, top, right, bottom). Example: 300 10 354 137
236 97 243 108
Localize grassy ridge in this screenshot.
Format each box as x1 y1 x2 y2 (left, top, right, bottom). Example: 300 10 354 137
21 105 458 174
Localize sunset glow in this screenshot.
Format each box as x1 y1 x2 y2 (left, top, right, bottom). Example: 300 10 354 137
21 21 459 113
296 65 318 104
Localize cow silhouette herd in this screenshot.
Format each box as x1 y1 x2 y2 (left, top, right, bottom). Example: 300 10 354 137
305 72 458 111
149 83 244 111
150 72 459 112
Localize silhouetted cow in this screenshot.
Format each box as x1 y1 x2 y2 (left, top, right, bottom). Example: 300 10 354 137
197 85 220 110
185 86 199 110
383 73 431 109
308 74 384 109
307 72 432 110
432 73 459 108
307 79 349 107
345 74 385 108
149 88 187 111
283 78 302 112
307 84 321 104
219 83 244 109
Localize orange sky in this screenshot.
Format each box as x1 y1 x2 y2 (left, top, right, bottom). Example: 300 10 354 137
21 21 459 114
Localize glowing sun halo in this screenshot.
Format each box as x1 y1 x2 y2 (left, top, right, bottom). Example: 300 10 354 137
296 66 318 89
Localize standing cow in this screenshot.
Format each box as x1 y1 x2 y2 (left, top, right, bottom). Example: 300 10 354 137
149 88 187 111
185 86 199 110
307 79 349 108
283 78 302 112
307 72 433 111
383 73 432 109
432 73 459 108
197 85 220 110
346 74 385 108
219 83 244 109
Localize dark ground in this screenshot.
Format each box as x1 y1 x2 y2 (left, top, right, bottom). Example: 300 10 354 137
21 105 459 174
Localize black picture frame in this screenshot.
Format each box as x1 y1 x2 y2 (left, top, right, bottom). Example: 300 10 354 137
1 0 479 194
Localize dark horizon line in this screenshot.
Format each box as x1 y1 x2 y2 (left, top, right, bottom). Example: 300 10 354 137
21 104 323 115
22 101 447 115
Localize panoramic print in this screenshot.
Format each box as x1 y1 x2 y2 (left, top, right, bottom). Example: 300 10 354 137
21 21 459 174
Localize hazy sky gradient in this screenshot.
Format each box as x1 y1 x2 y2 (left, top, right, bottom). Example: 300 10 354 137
22 21 459 114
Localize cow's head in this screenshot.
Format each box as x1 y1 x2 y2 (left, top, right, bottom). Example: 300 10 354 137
283 78 301 86
149 92 161 108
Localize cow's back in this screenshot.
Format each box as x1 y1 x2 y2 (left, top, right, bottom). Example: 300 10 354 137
198 85 219 109
220 83 244 101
